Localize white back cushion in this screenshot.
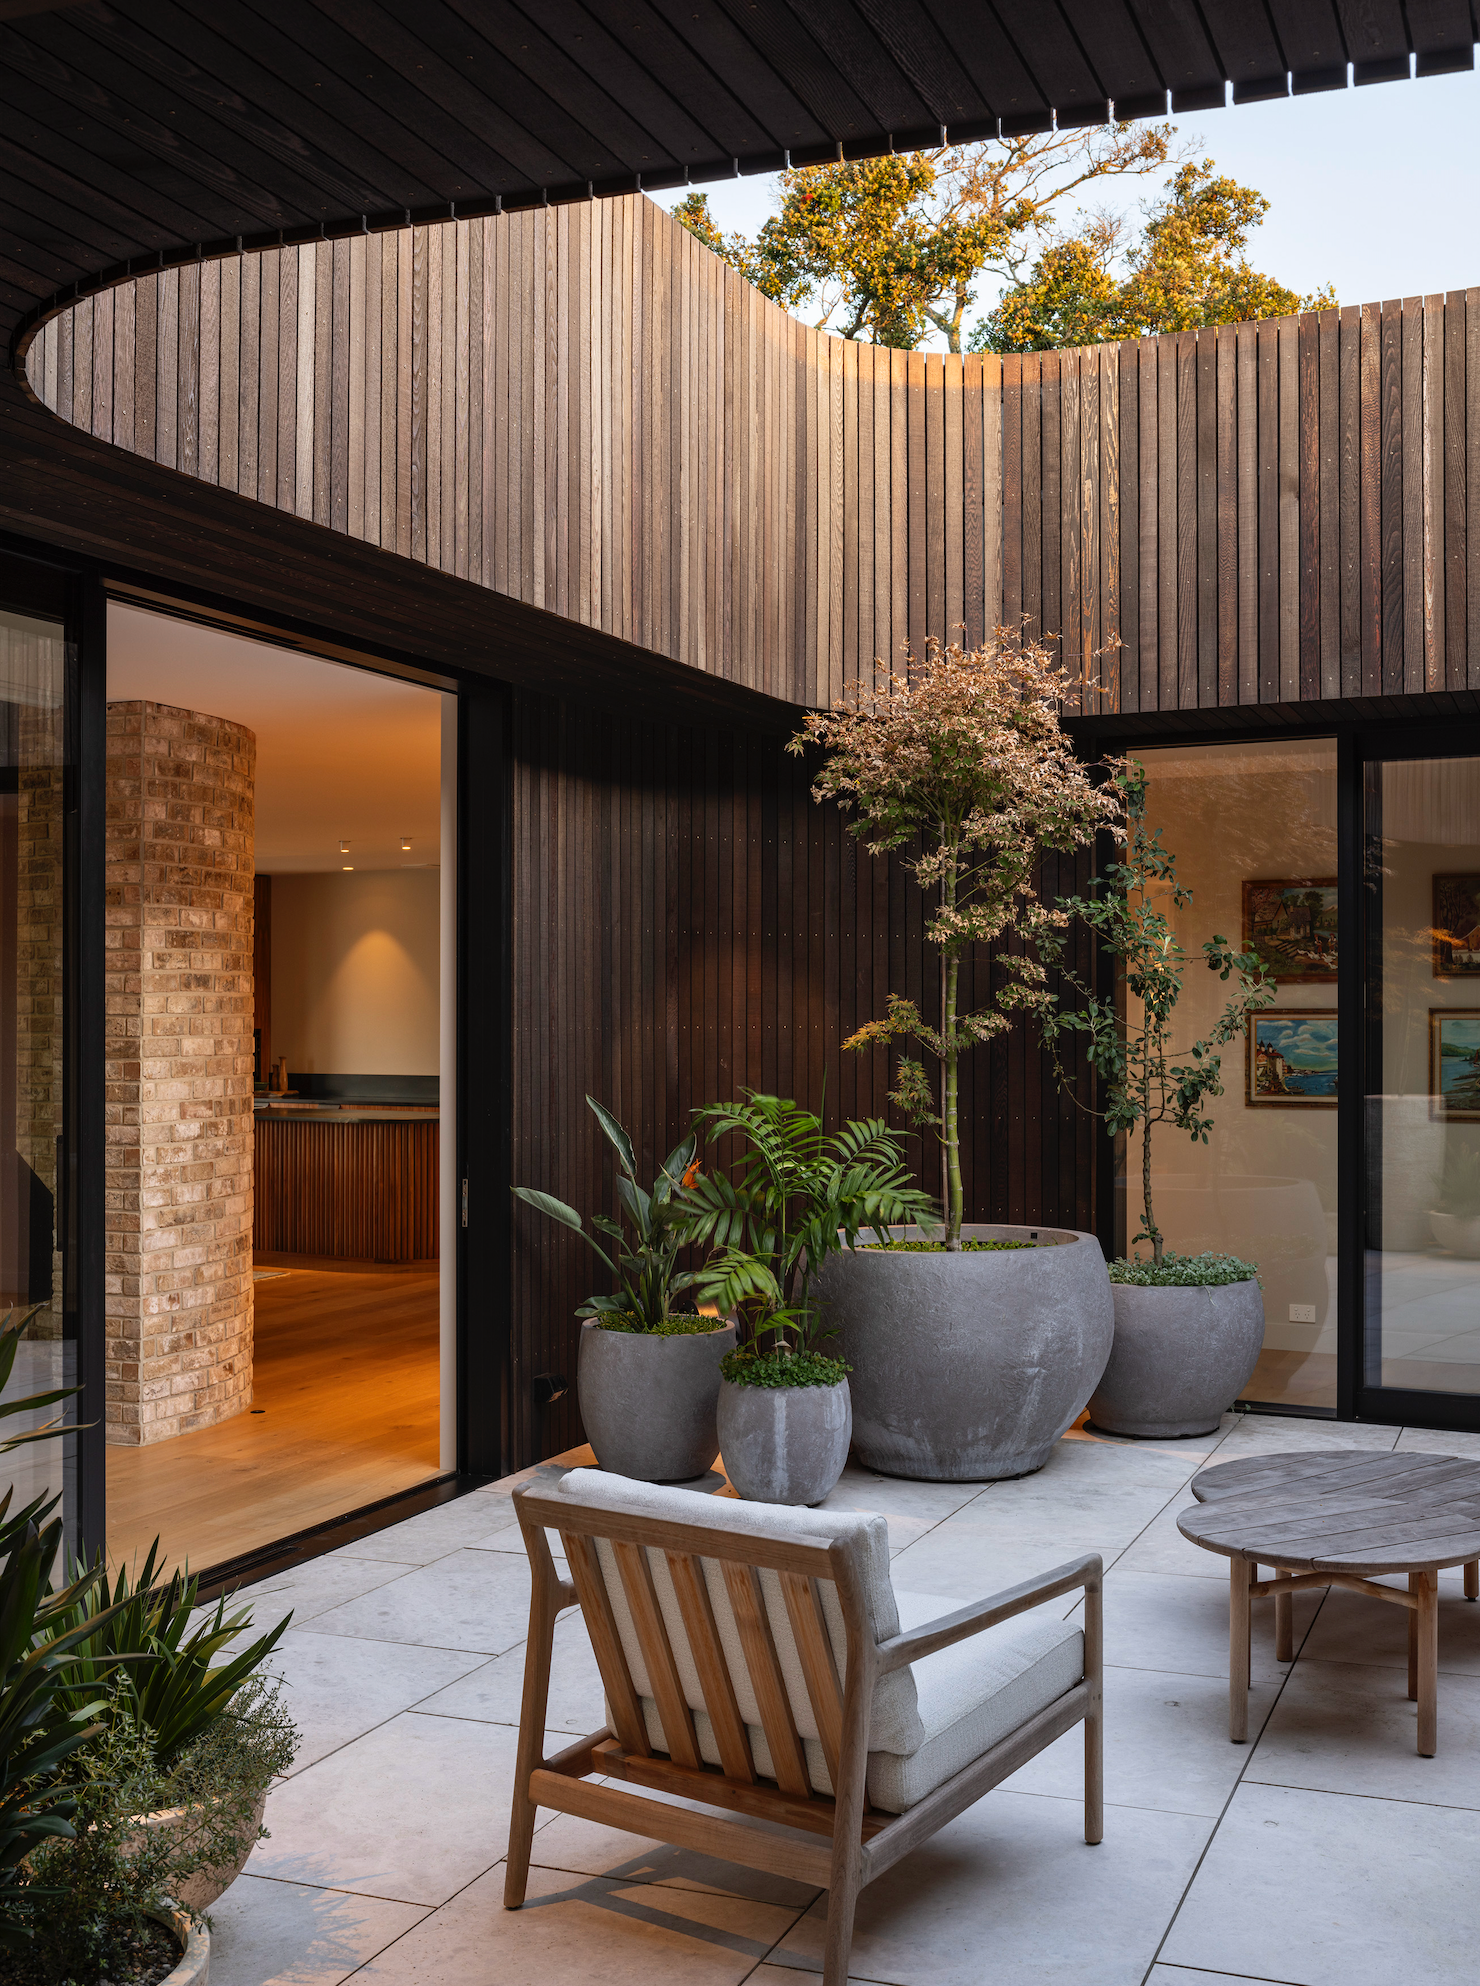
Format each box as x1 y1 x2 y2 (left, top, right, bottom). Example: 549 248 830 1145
551 1469 924 1789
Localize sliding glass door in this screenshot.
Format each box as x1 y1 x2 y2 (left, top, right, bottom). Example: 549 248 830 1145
1362 746 1480 1421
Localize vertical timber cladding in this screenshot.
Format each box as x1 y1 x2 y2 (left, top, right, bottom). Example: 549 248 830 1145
506 694 1094 1463
25 213 1480 711
24 199 1004 707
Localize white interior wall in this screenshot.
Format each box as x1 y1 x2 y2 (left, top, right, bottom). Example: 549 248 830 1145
270 868 441 1075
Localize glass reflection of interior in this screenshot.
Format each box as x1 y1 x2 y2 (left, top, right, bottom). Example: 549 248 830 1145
1368 756 1480 1396
1130 739 1339 1411
0 593 69 1533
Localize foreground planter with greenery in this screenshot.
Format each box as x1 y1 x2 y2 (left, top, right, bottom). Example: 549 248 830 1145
1087 1254 1264 1438
716 1349 852 1505
577 1316 735 1481
816 1224 1114 1480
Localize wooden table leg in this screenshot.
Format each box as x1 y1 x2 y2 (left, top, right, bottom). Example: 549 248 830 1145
1274 1567 1293 1663
1408 1572 1419 1702
1465 1559 1478 1602
1229 1557 1253 1743
1416 1569 1438 1757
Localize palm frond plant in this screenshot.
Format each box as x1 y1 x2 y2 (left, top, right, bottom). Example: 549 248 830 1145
513 1096 703 1331
789 631 1121 1246
677 1093 938 1382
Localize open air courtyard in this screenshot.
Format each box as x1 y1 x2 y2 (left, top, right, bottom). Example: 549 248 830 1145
207 1409 1480 1986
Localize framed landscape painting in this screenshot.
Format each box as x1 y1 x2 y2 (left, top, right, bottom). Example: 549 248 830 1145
1242 878 1338 983
1432 876 1480 978
1430 1010 1480 1120
1246 1010 1338 1108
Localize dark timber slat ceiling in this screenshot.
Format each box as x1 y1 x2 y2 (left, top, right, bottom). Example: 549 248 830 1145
1 0 1477 347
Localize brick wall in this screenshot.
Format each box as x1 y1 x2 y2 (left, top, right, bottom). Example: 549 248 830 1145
105 701 256 1446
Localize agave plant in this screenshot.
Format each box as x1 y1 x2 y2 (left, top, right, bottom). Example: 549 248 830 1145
512 1096 702 1330
47 1543 291 1775
0 1306 117 1949
677 1093 938 1359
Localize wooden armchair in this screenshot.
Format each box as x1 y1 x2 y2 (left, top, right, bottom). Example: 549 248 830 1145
505 1471 1103 1986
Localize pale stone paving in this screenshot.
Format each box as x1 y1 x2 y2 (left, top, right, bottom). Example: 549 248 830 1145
208 1411 1480 1986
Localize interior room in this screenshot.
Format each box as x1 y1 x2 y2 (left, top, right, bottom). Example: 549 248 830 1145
104 604 450 1572
1136 739 1340 1412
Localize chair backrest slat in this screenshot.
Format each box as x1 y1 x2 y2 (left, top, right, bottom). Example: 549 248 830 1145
720 1559 812 1798
664 1549 756 1783
611 1540 701 1769
562 1531 651 1756
781 1570 845 1795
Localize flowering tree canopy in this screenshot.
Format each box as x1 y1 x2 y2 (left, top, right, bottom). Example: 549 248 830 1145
789 633 1121 1244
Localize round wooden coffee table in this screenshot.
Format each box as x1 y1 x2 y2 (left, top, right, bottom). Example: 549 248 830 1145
1179 1449 1480 1755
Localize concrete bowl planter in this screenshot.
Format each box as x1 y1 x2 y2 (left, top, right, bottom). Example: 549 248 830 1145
155 1907 210 1985
1087 1277 1265 1438
717 1376 852 1505
128 1786 268 1914
813 1224 1114 1481
577 1317 736 1481
1429 1210 1480 1258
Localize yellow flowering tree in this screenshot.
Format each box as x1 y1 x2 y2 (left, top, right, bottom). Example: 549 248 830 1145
789 634 1120 1246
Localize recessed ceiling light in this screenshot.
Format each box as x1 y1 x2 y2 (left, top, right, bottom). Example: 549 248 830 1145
401 836 412 851
339 840 350 853
342 864 354 872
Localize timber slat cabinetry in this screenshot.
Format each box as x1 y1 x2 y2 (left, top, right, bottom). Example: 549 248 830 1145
253 1114 438 1263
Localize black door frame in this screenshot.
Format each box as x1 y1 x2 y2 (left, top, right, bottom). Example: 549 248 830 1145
1 527 514 1567
1073 709 1480 1434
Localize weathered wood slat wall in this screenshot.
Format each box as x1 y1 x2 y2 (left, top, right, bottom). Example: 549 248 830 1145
506 693 1093 1463
24 200 1001 710
253 1116 438 1263
25 205 1480 715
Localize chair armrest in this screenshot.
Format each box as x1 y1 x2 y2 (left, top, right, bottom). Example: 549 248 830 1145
874 1552 1103 1677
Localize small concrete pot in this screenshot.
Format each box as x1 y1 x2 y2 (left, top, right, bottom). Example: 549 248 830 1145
1429 1210 1480 1258
813 1225 1114 1481
1087 1278 1265 1438
577 1317 736 1481
717 1377 852 1506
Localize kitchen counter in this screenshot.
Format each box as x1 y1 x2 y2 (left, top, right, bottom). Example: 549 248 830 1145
254 1100 439 1124
254 1106 439 1260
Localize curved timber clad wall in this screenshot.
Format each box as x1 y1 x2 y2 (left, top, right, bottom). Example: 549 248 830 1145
22 200 1480 714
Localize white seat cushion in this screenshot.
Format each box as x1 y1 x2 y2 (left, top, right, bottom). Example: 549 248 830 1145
867 1590 1084 1812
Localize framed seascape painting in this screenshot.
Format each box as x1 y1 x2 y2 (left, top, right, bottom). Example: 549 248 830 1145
1430 1011 1480 1120
1242 878 1338 983
1247 1010 1338 1108
1432 875 1480 978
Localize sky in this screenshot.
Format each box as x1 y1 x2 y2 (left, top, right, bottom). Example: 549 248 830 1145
650 69 1480 351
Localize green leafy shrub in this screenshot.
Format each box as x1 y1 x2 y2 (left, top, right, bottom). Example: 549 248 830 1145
1108 1251 1258 1287
2 1673 296 1985
513 1098 702 1330
720 1347 850 1390
596 1314 726 1336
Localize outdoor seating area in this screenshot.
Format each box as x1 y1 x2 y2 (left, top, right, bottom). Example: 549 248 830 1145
205 1409 1480 1986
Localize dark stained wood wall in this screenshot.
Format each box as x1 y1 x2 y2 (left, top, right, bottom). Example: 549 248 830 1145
506 691 1094 1463
23 209 1480 717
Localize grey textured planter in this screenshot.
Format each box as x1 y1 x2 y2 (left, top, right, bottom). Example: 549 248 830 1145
577 1318 736 1481
1429 1210 1480 1258
717 1376 852 1505
814 1225 1113 1481
1087 1278 1265 1437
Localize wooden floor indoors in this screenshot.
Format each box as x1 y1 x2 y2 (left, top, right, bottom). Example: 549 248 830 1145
106 1255 440 1574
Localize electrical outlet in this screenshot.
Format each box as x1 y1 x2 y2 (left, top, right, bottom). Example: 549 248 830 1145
1289 1302 1317 1323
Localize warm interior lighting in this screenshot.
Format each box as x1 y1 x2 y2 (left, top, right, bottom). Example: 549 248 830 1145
339 839 350 853
401 836 412 851
342 864 354 872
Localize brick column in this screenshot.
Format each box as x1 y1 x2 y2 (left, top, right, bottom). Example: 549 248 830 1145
105 702 256 1446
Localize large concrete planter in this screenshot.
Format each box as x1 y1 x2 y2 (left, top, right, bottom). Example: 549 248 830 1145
577 1318 736 1481
717 1376 852 1505
814 1225 1114 1481
129 1786 268 1913
1087 1278 1265 1437
156 1908 210 1986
